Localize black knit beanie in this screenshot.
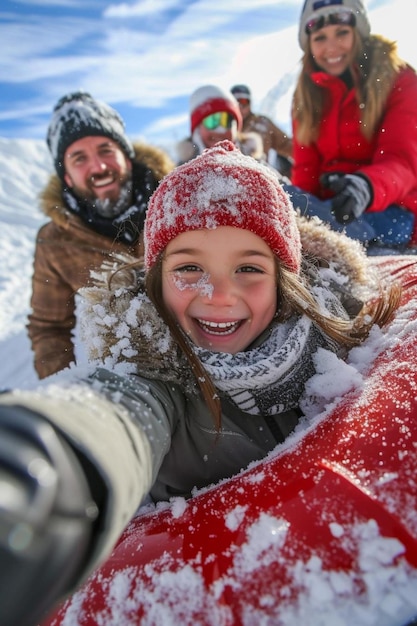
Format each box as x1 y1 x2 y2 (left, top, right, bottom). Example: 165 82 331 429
46 91 135 178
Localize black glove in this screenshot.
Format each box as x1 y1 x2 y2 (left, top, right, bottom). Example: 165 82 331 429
0 404 99 626
321 173 372 224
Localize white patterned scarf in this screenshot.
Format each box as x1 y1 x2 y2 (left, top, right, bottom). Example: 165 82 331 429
194 313 341 417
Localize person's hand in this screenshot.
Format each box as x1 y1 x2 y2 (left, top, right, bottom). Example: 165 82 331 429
321 173 372 224
0 403 98 626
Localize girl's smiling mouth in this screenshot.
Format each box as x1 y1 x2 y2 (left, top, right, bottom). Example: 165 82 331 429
195 319 244 336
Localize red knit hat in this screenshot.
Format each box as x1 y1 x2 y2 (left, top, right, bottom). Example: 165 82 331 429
190 85 242 134
144 141 301 273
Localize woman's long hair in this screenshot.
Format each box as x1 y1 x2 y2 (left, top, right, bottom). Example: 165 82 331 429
144 254 401 428
292 32 404 145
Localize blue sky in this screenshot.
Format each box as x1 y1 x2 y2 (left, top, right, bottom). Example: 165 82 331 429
0 0 413 150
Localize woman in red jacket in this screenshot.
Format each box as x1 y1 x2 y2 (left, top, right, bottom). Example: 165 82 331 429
288 0 417 254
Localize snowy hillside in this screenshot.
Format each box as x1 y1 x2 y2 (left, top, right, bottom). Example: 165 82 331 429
0 138 52 389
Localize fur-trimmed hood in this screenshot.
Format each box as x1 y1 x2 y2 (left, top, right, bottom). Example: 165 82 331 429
39 142 175 229
359 35 409 137
78 215 378 385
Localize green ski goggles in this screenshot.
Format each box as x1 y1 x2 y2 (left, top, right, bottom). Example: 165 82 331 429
202 112 235 131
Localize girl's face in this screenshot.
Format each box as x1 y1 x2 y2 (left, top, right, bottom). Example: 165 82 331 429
310 24 355 76
162 226 277 354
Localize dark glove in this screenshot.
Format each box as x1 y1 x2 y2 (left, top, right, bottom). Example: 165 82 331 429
321 173 372 224
0 404 99 626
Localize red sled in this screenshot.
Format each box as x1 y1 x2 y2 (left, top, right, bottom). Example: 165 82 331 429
42 257 417 626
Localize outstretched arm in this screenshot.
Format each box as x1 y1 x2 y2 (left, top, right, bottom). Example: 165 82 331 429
0 403 97 626
0 370 173 625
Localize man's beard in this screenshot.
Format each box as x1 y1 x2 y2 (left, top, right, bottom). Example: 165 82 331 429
72 170 133 218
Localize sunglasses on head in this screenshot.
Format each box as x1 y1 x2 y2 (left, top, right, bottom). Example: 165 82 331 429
237 98 250 106
305 9 356 35
202 112 235 131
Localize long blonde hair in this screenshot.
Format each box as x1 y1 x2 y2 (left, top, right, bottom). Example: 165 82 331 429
292 33 405 145
145 254 401 428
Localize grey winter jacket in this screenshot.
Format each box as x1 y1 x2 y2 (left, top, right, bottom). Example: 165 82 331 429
0 363 299 586
94 368 300 503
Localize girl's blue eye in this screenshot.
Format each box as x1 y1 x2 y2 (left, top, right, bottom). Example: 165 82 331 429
238 266 263 273
175 264 201 272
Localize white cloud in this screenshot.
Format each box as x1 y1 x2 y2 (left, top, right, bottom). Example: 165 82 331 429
104 0 181 18
0 0 415 144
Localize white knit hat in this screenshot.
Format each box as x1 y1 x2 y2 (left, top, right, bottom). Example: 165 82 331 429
298 0 371 52
189 85 242 134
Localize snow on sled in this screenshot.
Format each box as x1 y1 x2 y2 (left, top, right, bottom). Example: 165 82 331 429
41 256 417 626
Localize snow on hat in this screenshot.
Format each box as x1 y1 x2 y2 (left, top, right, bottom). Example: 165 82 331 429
231 84 251 100
144 140 301 273
46 91 135 178
298 0 371 52
190 85 242 134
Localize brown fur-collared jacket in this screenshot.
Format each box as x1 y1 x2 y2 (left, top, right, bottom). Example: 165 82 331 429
27 142 175 379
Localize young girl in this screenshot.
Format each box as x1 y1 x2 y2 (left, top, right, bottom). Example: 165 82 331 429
289 0 417 253
0 141 400 626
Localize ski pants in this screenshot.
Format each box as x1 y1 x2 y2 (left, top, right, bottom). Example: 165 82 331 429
283 183 415 252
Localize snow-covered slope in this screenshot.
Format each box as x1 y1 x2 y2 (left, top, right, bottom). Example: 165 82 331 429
0 138 52 389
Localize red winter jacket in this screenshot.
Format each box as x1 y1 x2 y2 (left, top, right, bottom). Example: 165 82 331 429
292 66 417 242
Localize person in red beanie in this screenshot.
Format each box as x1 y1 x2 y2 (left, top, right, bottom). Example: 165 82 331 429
0 141 400 626
176 84 265 164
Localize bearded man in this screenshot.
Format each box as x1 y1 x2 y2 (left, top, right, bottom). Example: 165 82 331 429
27 91 174 378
